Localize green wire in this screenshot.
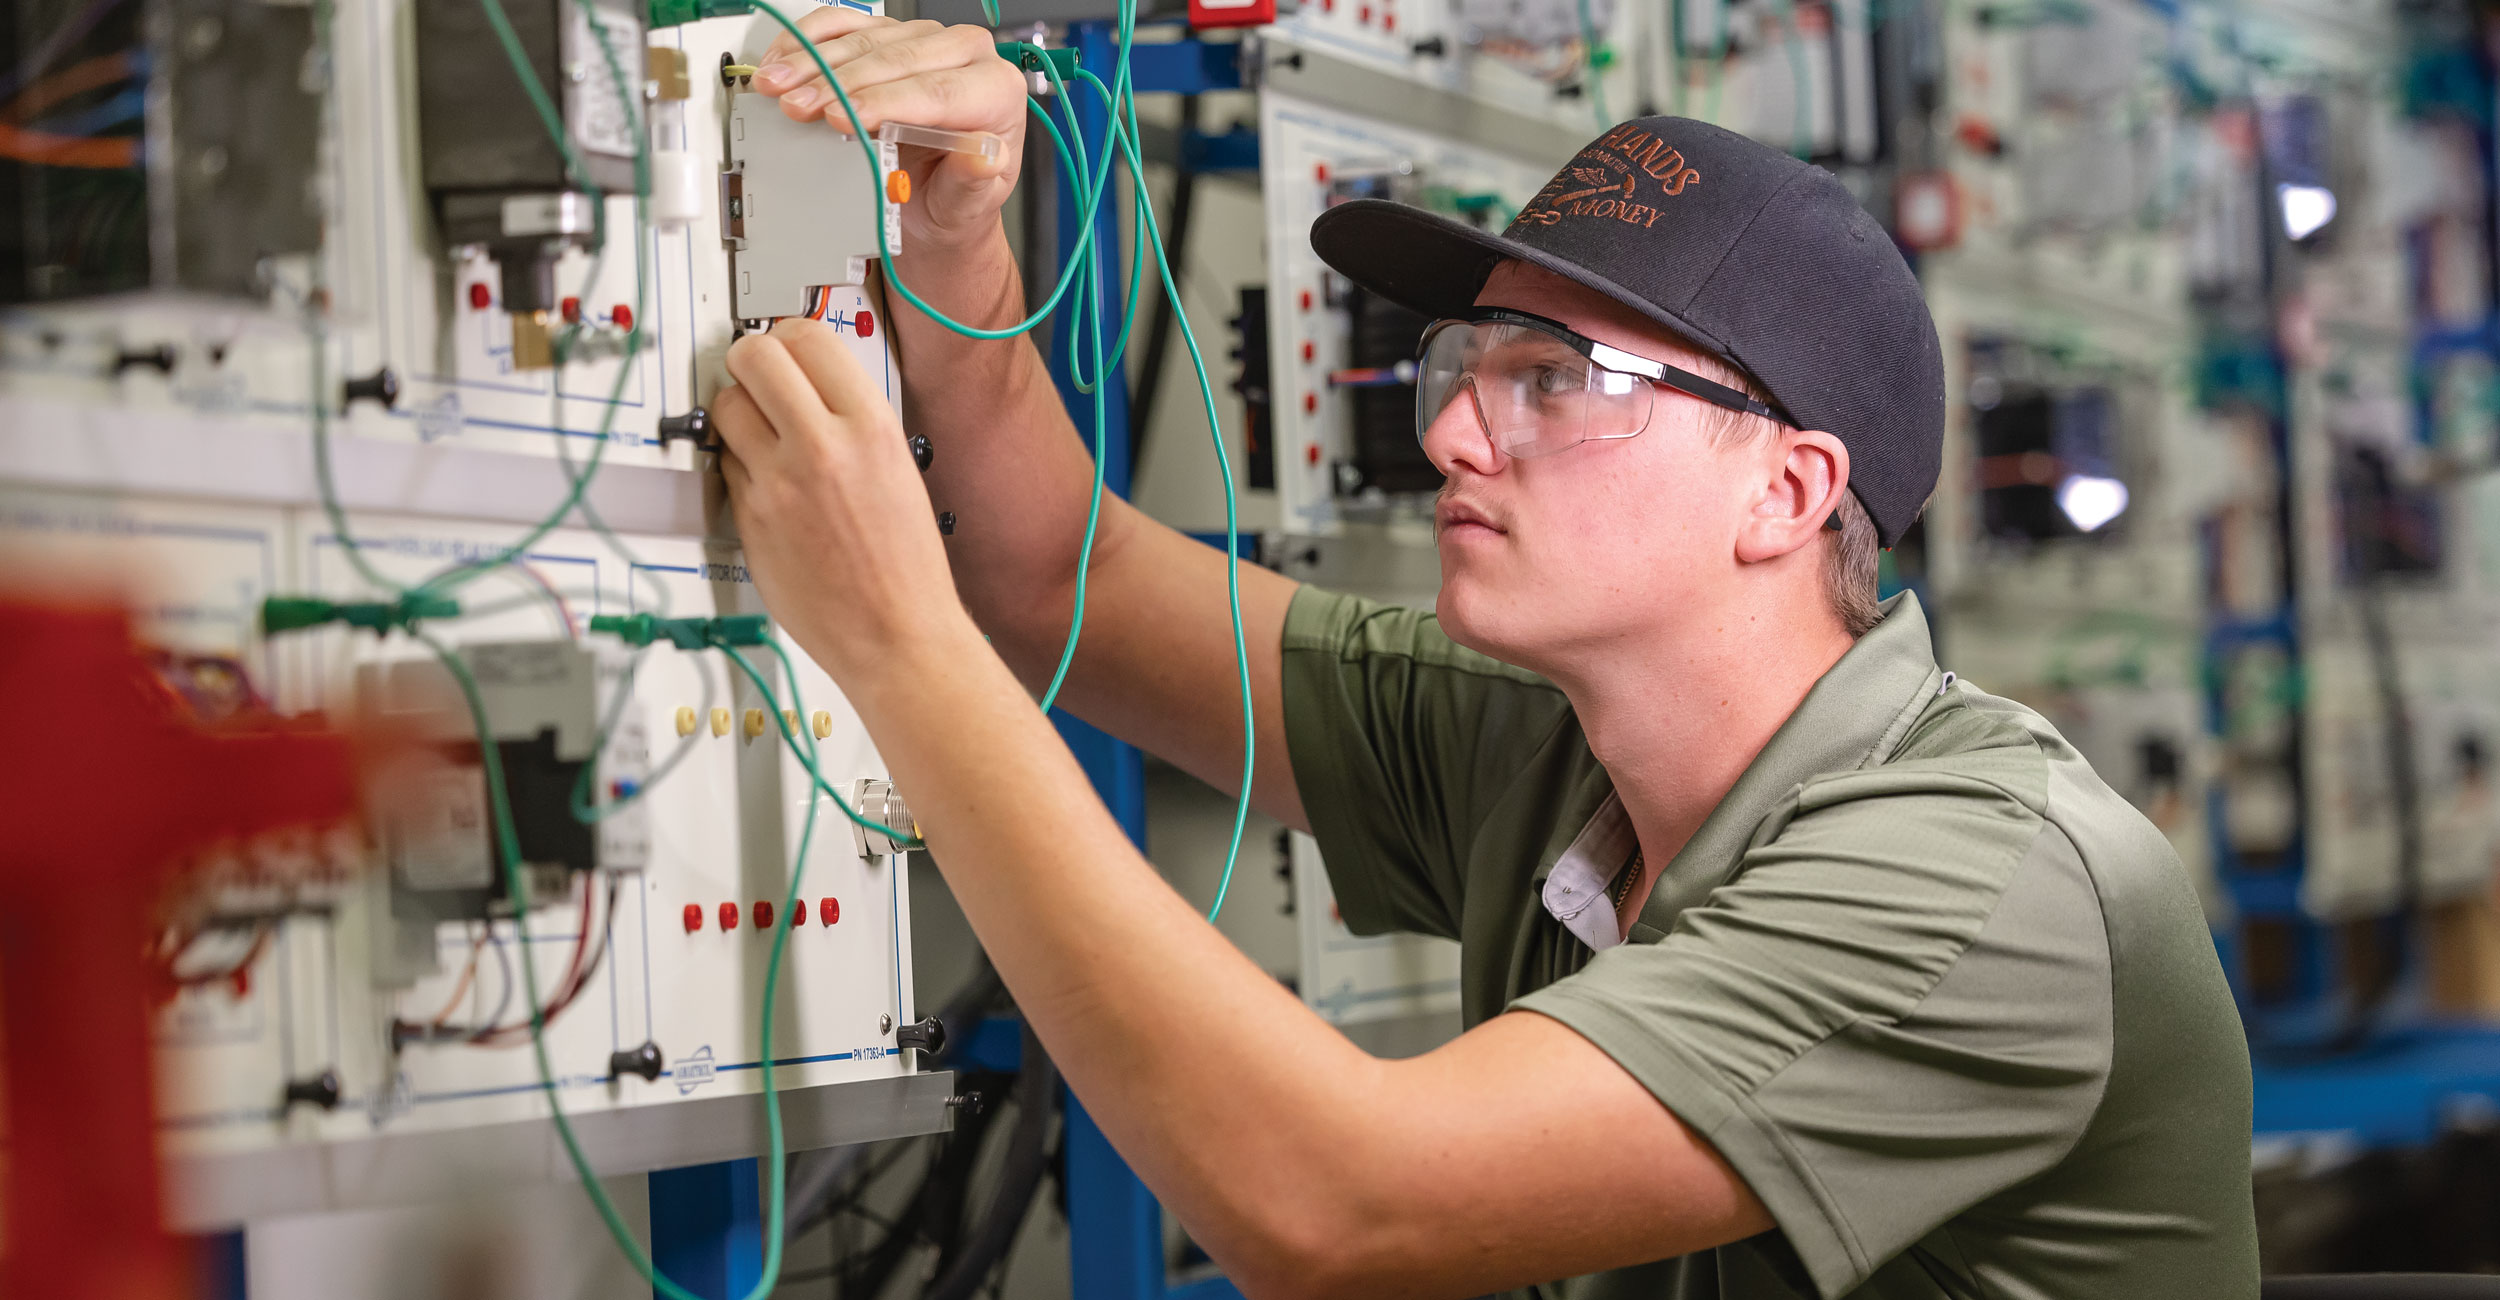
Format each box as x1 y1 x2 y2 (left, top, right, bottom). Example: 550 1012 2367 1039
1775 0 1812 158
1578 0 1612 127
1091 67 1254 923
754 4 1252 919
741 640 917 845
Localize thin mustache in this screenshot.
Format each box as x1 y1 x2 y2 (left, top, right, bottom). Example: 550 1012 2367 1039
1435 485 1503 529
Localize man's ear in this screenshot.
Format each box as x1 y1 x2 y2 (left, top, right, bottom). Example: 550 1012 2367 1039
1734 430 1850 565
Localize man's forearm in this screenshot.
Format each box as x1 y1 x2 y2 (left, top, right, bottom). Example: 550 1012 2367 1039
886 225 1131 674
832 614 1388 1296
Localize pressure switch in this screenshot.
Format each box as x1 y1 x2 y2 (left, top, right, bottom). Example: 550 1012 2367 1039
414 0 646 360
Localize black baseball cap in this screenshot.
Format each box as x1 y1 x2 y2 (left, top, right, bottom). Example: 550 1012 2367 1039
1309 116 1944 548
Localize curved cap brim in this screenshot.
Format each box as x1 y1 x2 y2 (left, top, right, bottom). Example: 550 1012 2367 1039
1307 199 1750 380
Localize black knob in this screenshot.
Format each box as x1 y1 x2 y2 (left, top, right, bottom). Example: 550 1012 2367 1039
283 1069 341 1112
936 511 956 537
1556 82 1585 100
608 1041 665 1082
342 365 399 410
658 407 715 450
111 344 177 376
1410 36 1447 56
907 433 934 473
894 1015 945 1055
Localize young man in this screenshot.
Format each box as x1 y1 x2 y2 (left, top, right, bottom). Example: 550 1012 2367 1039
710 13 2260 1297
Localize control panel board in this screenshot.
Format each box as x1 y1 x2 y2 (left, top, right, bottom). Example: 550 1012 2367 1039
0 0 946 1227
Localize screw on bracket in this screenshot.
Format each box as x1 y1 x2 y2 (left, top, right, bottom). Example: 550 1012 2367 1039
342 365 399 411
937 511 956 537
908 432 934 473
282 1069 342 1112
608 1041 666 1082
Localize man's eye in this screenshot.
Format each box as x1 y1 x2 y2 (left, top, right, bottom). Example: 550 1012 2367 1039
1531 364 1579 396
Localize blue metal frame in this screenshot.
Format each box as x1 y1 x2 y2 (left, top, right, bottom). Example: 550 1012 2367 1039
197 1230 248 1300
2230 39 2500 1139
649 1158 763 1300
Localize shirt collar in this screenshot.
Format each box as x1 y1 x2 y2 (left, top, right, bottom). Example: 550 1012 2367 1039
1532 591 1946 944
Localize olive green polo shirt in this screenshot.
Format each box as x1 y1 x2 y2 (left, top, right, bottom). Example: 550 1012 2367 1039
1281 586 2258 1300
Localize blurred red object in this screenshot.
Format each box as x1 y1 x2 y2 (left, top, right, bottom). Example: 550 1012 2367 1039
0 597 356 1300
1189 0 1273 27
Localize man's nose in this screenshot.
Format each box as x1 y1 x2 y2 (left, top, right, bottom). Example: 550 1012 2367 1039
1420 377 1505 479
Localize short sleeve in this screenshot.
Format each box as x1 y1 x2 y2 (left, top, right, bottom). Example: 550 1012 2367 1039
1280 586 1573 940
1510 767 2116 1299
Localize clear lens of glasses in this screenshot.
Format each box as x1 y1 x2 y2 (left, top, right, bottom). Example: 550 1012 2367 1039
1415 318 1655 460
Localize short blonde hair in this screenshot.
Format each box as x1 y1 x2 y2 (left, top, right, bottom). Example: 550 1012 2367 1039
1666 340 1884 638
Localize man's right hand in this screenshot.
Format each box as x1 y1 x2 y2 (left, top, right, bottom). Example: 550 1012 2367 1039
750 11 1030 255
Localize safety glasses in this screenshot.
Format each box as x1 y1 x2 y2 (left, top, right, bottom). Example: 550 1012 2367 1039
1414 308 1795 460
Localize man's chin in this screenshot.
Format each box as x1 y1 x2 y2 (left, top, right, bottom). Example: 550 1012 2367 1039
1435 582 1526 664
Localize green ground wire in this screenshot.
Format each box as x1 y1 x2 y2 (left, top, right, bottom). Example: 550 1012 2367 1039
1057 63 1152 396
1578 0 1611 126
1007 59 1112 717
564 646 722 825
1094 67 1254 922
1775 0 1812 157
1699 0 1731 125
736 640 920 846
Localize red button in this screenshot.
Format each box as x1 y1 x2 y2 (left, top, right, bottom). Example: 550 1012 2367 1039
1301 341 1315 363
1314 163 1330 183
819 897 840 926
1358 5 1371 22
753 900 774 930
683 903 703 933
468 283 492 311
1306 443 1322 465
854 309 874 339
561 296 582 324
792 902 807 927
611 303 634 331
1303 392 1318 414
1298 289 1313 312
1383 10 1396 30
719 901 739 931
